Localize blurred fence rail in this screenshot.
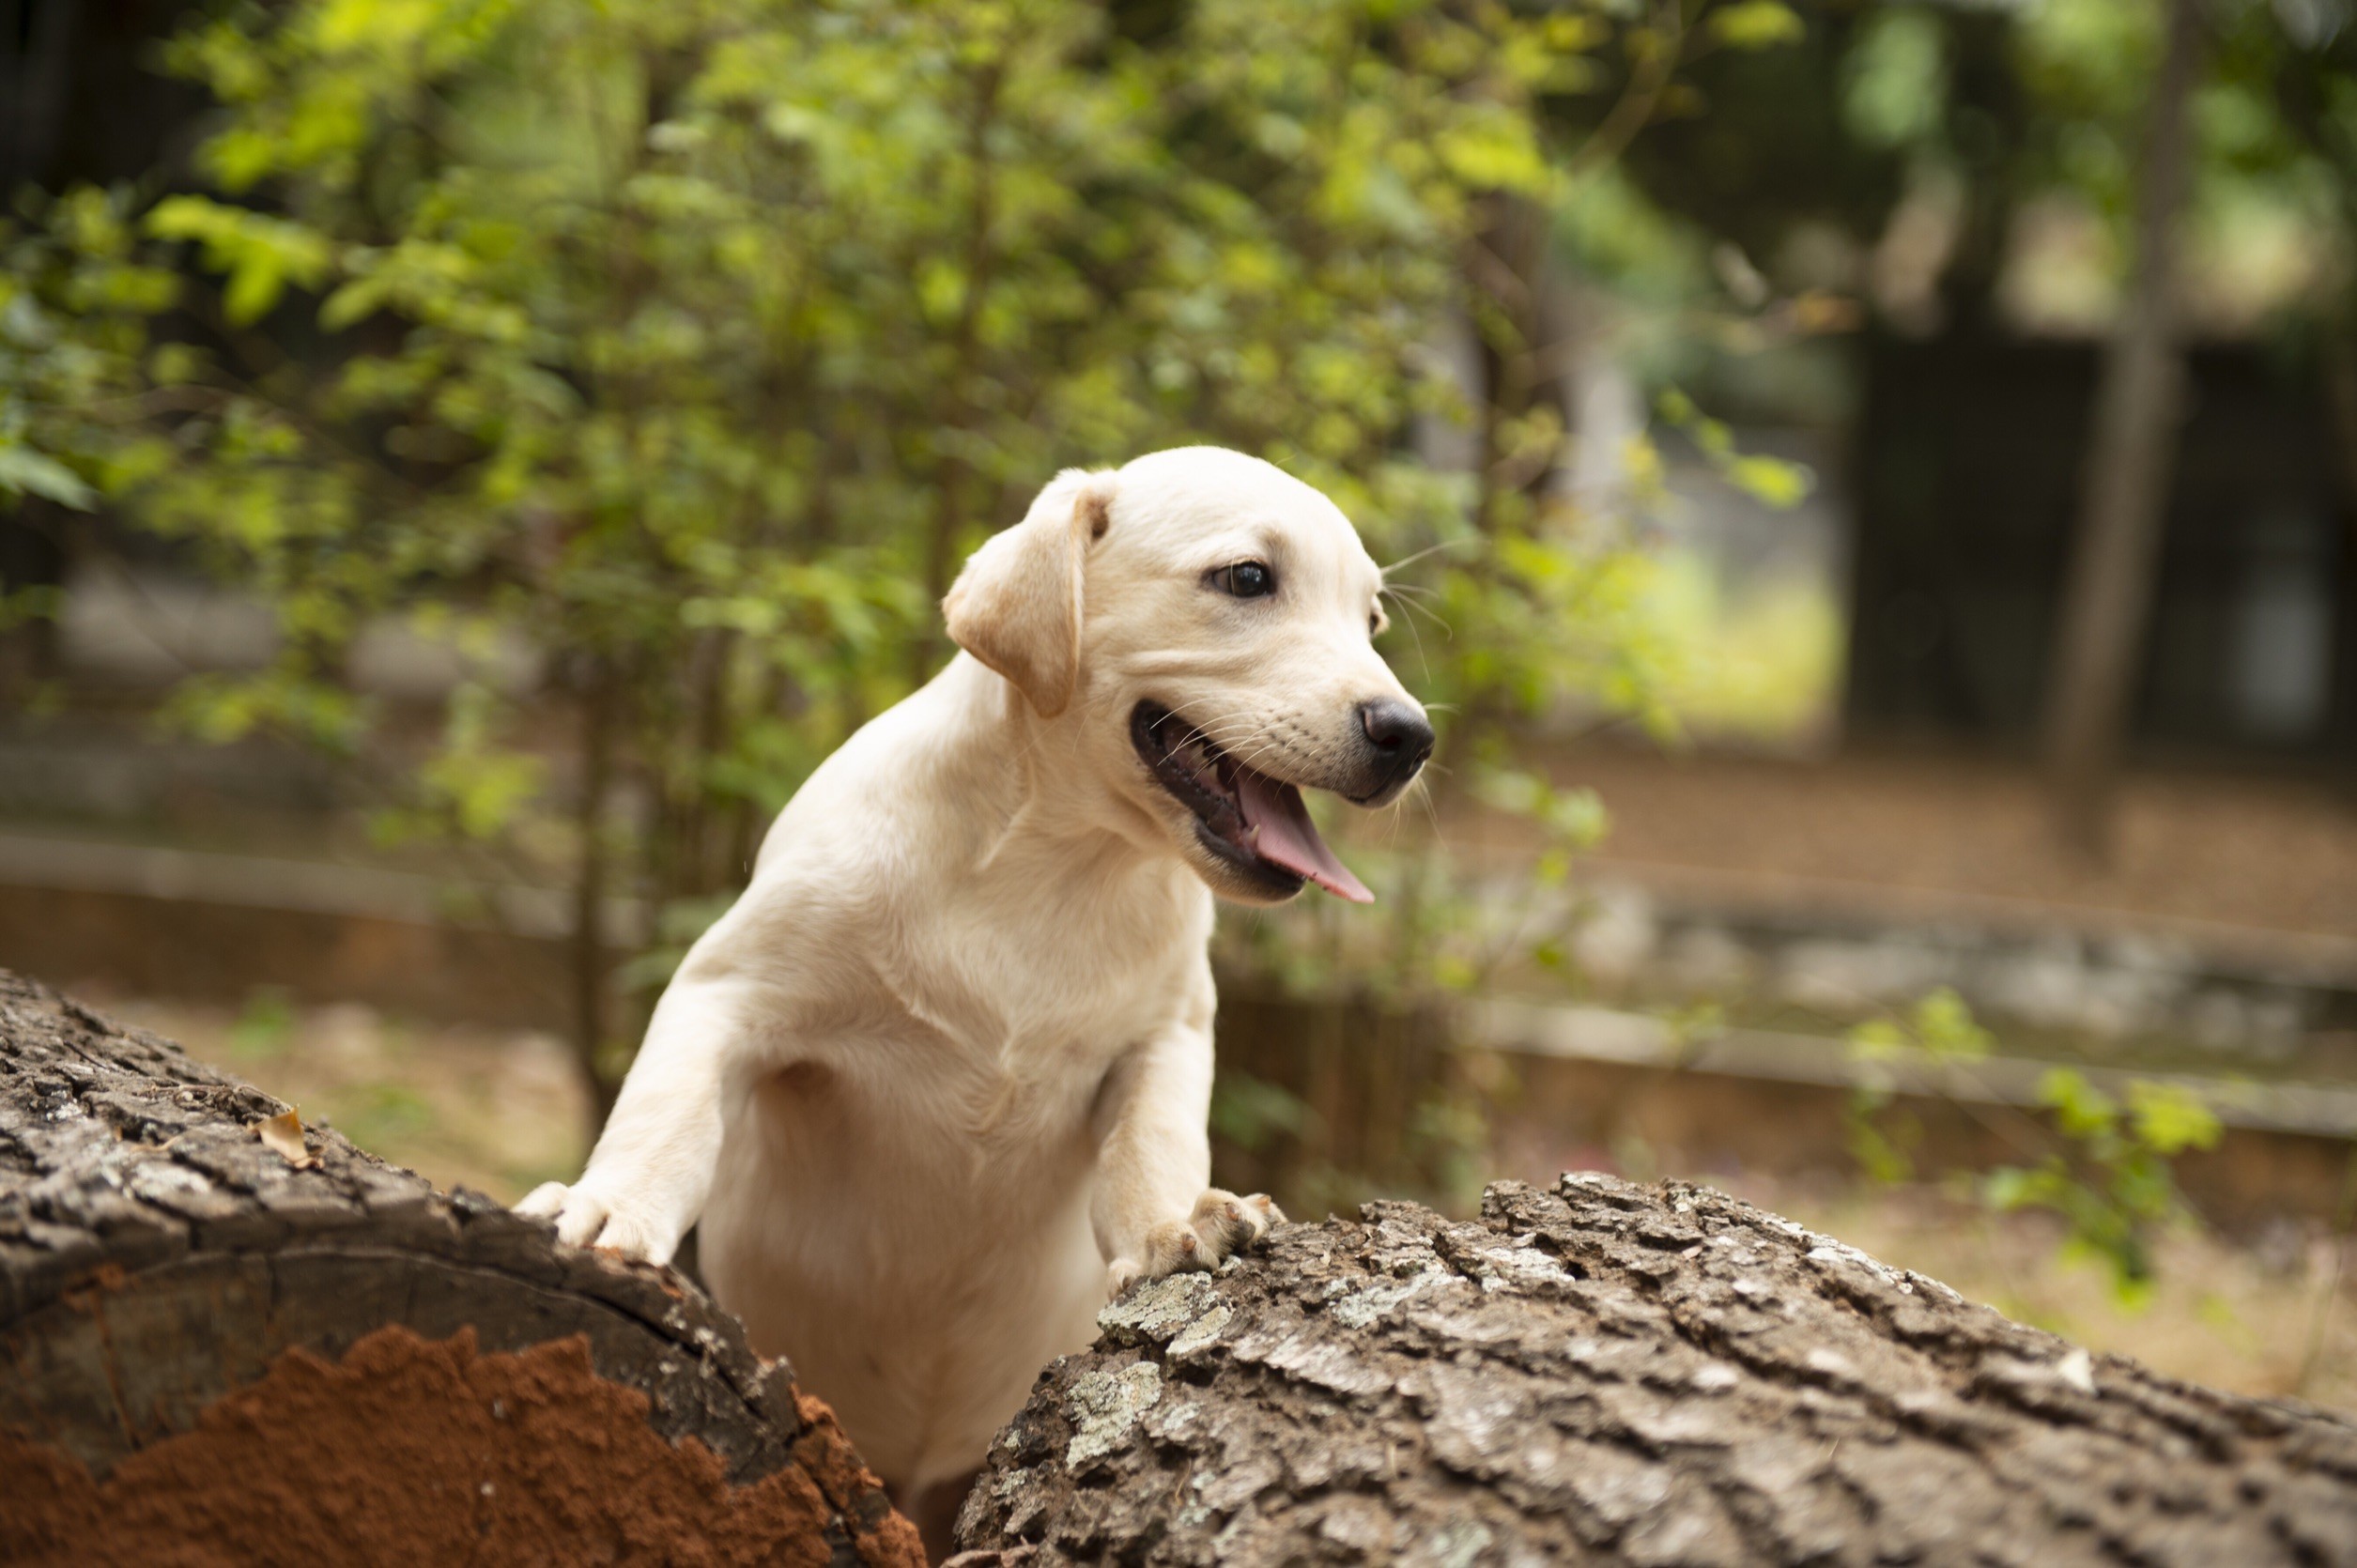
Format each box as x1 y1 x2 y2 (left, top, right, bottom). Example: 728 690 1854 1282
3 828 2352 1224
0 832 595 1030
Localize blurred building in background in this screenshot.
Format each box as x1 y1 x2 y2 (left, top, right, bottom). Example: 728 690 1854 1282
1852 336 2353 761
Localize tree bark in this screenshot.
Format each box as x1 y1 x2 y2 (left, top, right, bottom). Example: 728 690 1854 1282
0 968 920 1567
2041 0 2205 860
952 1175 2357 1567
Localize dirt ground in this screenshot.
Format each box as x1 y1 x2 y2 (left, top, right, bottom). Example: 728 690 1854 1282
1725 1170 2357 1417
103 991 2357 1422
1507 745 2357 949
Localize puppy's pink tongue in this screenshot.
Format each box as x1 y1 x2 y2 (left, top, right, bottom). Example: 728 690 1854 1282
1232 769 1374 902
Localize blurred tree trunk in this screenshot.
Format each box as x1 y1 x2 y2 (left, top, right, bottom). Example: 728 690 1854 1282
1466 193 1576 537
0 501 67 699
2042 0 2205 859
2327 336 2357 515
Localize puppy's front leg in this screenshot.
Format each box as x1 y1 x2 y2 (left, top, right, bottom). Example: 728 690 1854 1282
516 972 763 1264
1091 992 1218 1298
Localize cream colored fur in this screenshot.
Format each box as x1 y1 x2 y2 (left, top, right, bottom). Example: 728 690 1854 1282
516 447 1425 1494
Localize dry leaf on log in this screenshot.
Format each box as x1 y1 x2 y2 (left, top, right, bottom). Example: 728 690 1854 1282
254 1108 318 1169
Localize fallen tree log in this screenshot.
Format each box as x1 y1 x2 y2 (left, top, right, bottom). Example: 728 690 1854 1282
0 969 921 1567
954 1176 2357 1567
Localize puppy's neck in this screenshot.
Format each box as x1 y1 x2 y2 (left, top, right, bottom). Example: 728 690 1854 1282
940 656 1178 887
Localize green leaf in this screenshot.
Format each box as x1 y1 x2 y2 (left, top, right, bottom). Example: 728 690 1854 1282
2126 1082 2222 1157
0 446 98 510
2037 1067 2118 1140
1433 117 1549 193
1843 9 1947 147
1846 1018 1909 1061
146 195 332 325
1911 987 1992 1061
1709 0 1806 52
1983 1162 2055 1213
1724 453 1812 510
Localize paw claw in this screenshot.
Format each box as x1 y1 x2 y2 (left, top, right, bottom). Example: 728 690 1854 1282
1185 1188 1285 1260
1188 1189 1253 1260
1141 1219 1213 1279
513 1179 671 1263
1116 1190 1287 1297
1244 1192 1288 1232
516 1181 569 1219
593 1209 666 1260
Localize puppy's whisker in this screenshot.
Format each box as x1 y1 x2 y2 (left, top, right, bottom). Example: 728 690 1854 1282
1224 738 1297 776
1170 715 1262 751
1392 594 1454 639
1379 537 1475 577
1178 724 1272 759
1162 717 1305 783
1224 742 1305 782
1413 776 1448 840
1380 585 1454 646
1184 718 1290 756
1185 715 1268 740
1384 585 1434 681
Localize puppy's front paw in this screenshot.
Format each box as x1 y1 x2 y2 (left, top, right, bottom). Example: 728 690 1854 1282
1189 1189 1287 1260
1105 1193 1289 1299
1145 1219 1216 1278
1107 1220 1217 1299
516 1179 675 1264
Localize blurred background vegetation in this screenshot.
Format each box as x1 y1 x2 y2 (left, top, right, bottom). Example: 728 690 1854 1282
4 0 2355 1411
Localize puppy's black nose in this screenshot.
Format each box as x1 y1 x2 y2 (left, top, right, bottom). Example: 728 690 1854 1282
1359 699 1435 783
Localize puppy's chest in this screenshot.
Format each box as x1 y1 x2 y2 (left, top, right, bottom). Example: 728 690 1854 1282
904 900 1194 1065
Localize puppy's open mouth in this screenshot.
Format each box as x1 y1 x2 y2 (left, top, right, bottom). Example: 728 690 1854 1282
1131 701 1373 903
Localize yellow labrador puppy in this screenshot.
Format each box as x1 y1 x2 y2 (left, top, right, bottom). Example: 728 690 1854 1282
517 447 1431 1509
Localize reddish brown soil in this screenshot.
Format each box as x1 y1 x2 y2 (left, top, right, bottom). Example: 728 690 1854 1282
0 1326 924 1568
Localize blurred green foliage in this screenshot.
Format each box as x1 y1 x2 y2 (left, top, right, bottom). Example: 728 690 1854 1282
2 0 1810 1099
1857 0 2354 330
1843 986 1994 1186
1983 1070 2223 1303
228 985 298 1061
1846 988 2223 1301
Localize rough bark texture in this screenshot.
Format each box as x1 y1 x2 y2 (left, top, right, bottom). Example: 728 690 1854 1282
0 968 920 1566
954 1175 2357 1567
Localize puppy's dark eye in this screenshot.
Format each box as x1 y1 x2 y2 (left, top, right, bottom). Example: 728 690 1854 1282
1214 561 1275 598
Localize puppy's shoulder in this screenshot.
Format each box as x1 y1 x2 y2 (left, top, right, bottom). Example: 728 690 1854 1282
757 677 1009 874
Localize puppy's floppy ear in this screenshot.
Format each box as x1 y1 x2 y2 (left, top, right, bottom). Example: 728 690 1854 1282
943 468 1113 718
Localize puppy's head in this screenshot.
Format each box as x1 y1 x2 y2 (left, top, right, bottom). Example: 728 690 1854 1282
944 447 1431 905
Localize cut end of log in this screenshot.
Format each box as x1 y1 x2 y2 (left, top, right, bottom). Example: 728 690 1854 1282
5 1324 917 1565
0 969 923 1567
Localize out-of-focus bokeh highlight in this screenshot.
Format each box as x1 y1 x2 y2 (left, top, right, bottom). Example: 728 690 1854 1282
4 0 2353 1414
